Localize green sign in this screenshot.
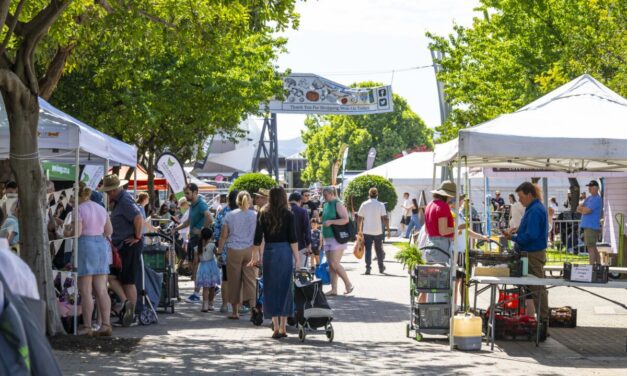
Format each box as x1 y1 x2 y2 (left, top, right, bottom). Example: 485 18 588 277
42 161 76 181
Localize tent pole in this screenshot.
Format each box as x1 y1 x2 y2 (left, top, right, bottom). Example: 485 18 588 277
450 155 462 351
432 163 436 190
104 160 109 210
133 166 138 199
73 148 80 335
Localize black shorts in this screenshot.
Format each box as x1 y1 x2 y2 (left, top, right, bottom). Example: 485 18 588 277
188 235 200 262
119 241 143 285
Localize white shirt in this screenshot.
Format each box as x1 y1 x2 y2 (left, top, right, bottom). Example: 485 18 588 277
509 201 525 229
0 238 40 300
358 198 387 236
402 199 411 216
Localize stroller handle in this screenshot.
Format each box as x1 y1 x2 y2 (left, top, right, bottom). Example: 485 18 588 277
144 232 173 242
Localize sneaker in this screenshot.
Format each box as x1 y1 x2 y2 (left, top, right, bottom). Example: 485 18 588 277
122 301 135 327
186 293 201 303
219 304 229 313
365 269 371 275
238 306 251 314
379 265 386 274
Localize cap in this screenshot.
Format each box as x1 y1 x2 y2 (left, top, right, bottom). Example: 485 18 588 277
586 180 599 187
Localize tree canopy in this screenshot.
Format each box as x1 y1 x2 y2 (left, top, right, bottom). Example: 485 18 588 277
301 82 433 184
427 0 626 141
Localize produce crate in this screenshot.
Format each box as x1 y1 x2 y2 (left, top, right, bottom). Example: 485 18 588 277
549 306 577 328
143 248 167 271
413 265 450 290
564 263 609 283
416 303 450 329
473 266 509 277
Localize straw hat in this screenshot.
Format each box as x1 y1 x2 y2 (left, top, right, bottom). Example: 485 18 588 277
98 174 128 192
431 180 457 198
254 188 270 198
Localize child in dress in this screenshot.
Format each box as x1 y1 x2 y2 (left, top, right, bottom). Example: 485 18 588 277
310 219 322 271
196 228 221 312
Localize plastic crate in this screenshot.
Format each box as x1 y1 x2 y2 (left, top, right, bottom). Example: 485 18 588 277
417 303 450 329
413 265 450 290
143 250 167 271
564 263 609 283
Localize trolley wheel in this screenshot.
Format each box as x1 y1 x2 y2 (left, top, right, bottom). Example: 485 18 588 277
415 333 422 342
326 327 334 342
298 325 306 342
610 272 621 280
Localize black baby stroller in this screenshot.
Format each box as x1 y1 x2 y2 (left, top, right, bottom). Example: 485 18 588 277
293 269 334 342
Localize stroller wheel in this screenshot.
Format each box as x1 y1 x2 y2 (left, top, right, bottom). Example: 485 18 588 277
298 325 306 342
326 326 334 342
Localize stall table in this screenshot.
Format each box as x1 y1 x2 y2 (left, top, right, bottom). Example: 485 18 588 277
543 265 627 277
471 275 627 350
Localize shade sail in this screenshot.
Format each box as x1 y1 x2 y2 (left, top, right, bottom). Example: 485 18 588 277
434 75 627 172
0 98 136 166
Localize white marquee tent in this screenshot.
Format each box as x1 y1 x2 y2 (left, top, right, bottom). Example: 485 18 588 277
0 98 137 166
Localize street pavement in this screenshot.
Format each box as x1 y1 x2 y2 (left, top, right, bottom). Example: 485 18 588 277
55 238 627 375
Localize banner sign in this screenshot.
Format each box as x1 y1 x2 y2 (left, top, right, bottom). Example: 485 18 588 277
366 147 377 170
156 152 188 200
42 161 76 181
264 73 393 115
80 165 105 190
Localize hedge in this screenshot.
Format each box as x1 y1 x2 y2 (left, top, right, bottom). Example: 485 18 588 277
344 175 397 212
229 173 276 194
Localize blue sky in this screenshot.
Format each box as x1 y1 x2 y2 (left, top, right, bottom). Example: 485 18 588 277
274 0 479 140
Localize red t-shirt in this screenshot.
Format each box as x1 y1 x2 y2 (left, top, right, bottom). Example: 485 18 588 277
424 200 454 238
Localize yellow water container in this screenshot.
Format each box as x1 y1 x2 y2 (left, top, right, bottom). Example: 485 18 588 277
452 313 483 351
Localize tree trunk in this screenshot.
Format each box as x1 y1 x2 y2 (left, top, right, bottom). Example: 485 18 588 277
3 90 65 335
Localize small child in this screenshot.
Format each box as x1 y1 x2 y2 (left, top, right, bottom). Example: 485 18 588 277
310 219 322 270
196 228 221 312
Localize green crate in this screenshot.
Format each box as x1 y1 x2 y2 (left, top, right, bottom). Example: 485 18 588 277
143 250 166 271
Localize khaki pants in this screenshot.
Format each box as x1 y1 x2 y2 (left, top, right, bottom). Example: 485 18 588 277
528 250 549 322
226 247 257 307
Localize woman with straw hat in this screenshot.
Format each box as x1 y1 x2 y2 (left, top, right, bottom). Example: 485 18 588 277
423 180 457 264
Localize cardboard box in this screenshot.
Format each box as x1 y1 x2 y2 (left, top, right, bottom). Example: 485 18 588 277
474 266 510 277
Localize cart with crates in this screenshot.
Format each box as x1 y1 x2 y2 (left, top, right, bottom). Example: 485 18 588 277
406 246 452 341
143 231 179 313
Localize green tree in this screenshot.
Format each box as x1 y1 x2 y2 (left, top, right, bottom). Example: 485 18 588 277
344 175 397 213
230 173 276 195
51 1 299 204
301 84 433 184
427 0 626 141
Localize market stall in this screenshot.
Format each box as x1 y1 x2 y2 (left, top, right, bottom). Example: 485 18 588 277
432 74 627 350
1 97 137 334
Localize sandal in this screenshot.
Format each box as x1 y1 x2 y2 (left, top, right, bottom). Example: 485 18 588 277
271 332 282 339
93 324 112 337
344 285 355 295
227 315 239 320
326 291 338 296
77 326 93 336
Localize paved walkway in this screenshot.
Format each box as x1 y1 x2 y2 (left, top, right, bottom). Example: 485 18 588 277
55 240 627 375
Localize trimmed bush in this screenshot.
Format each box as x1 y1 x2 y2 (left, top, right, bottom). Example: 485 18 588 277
344 174 397 212
229 173 276 194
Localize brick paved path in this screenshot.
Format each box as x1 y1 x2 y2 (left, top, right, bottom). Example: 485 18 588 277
55 240 627 375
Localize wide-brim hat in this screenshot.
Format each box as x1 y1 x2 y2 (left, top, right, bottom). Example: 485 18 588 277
431 180 457 198
99 174 128 192
254 188 270 198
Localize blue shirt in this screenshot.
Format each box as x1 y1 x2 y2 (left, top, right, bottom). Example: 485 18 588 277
580 194 602 230
0 215 19 245
189 196 210 232
512 199 548 252
111 190 142 244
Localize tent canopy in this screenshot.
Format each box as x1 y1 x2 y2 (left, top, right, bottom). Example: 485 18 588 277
434 74 627 172
355 152 441 184
0 98 136 166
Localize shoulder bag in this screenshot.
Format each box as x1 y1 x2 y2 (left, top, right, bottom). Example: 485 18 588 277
331 200 356 244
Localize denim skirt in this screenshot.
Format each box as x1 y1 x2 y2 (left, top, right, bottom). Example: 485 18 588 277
262 242 294 317
77 235 110 277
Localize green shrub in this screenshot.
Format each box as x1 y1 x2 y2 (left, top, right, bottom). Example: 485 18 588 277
229 173 276 194
344 174 397 212
394 242 424 272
